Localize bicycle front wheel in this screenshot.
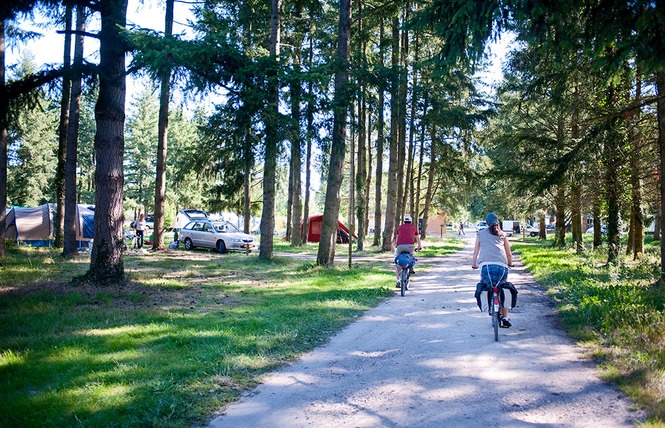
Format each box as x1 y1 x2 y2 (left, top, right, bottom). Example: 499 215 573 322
400 268 407 297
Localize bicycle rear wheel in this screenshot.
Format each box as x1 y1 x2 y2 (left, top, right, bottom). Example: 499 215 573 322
492 308 499 341
400 269 407 297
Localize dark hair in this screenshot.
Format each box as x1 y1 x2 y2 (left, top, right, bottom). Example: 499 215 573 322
489 223 501 236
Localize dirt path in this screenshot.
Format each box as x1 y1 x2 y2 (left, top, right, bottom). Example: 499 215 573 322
208 236 644 427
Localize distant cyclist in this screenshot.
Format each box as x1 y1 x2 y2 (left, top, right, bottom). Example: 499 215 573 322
394 215 422 287
471 213 515 328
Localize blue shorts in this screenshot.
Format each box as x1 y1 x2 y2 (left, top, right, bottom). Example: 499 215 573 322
480 264 509 286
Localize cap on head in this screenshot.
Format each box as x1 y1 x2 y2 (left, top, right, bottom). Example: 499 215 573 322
404 215 413 223
485 212 499 226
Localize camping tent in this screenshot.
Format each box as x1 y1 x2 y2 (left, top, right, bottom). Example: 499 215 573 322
4 203 54 246
302 215 358 243
3 203 94 248
76 205 95 248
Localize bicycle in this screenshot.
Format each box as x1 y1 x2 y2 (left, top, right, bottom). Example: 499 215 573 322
488 281 502 341
473 267 518 342
395 249 418 297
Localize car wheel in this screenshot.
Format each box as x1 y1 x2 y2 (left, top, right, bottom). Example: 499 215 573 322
530 232 537 237
217 240 227 254
184 238 194 250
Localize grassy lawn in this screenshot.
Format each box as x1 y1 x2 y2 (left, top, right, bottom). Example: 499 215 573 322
0 237 462 427
511 235 665 424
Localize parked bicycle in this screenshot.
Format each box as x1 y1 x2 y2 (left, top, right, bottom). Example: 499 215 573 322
395 249 419 297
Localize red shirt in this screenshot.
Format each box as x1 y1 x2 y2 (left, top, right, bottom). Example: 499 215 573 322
396 223 419 245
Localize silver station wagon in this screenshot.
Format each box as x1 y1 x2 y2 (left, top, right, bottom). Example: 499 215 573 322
179 219 257 253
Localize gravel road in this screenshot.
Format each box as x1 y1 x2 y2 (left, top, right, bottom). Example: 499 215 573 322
208 235 645 427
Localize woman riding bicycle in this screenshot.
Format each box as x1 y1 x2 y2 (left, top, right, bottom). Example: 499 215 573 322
471 213 514 328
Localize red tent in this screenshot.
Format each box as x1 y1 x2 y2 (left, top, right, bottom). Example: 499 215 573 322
303 215 358 243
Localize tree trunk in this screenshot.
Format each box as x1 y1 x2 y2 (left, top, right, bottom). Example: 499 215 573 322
628 70 644 259
421 126 437 240
554 184 566 247
316 0 351 266
381 18 399 252
355 6 366 251
290 5 303 247
656 68 665 284
396 12 408 227
302 25 314 245
63 5 85 257
372 20 385 248
0 20 6 260
605 85 622 265
81 0 127 285
54 5 72 249
243 126 252 233
571 181 583 253
406 31 418 219
259 0 281 260
416 90 428 229
152 0 173 252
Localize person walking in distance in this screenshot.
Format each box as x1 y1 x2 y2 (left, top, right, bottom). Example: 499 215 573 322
135 213 147 249
471 213 515 328
458 222 465 236
394 215 422 287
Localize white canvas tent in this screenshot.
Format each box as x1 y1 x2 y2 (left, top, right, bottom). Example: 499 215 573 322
4 203 54 246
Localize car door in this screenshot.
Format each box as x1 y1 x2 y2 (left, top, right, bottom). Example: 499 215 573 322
200 221 216 248
190 221 206 247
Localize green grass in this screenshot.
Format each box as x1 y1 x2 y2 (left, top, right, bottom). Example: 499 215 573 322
0 237 461 427
512 235 665 423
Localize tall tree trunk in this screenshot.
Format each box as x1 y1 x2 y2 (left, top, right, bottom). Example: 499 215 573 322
656 68 665 284
372 19 385 248
570 87 583 253
63 5 85 257
421 126 437 240
592 194 602 248
406 31 418 219
81 0 127 285
605 84 622 265
355 3 366 252
571 181 583 252
243 126 252 233
0 20 6 260
55 5 72 248
416 90 428 229
381 18 399 251
152 0 173 252
259 0 281 260
554 184 566 247
628 68 643 259
290 1 303 247
364 110 372 239
286 153 293 241
396 12 408 228
348 96 355 267
290 30 302 247
316 0 351 266
302 23 314 245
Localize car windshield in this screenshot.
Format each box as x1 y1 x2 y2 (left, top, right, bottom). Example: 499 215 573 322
213 222 240 233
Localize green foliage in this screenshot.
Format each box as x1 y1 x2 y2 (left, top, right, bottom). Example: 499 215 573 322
514 240 665 420
7 55 59 206
125 87 159 213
